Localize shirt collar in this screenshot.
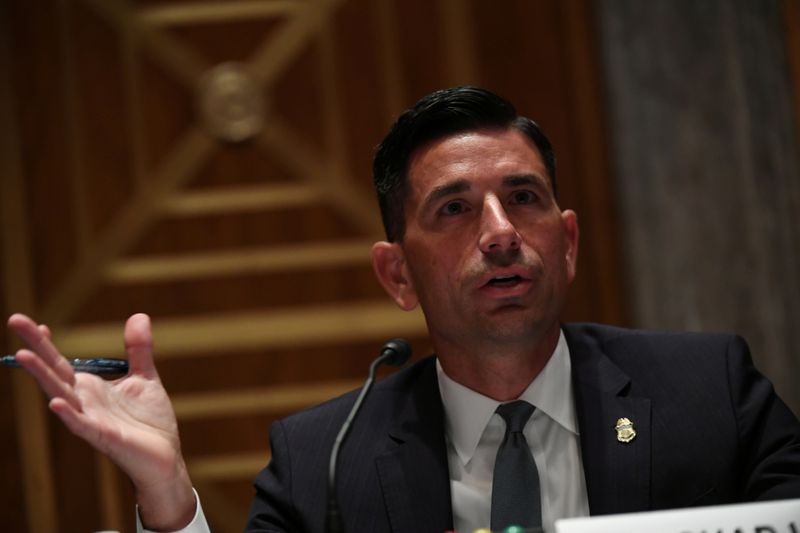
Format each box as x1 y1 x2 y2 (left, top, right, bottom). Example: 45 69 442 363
436 330 578 466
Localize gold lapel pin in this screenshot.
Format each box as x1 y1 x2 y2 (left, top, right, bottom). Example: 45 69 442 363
615 417 637 443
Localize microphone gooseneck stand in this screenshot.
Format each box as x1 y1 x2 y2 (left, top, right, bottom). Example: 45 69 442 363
325 338 412 533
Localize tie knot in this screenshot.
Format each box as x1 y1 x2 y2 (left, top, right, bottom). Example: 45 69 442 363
496 400 535 433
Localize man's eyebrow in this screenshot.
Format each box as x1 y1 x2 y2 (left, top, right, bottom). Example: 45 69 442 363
422 179 470 209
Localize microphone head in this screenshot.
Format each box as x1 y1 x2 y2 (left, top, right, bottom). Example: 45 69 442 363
381 338 412 366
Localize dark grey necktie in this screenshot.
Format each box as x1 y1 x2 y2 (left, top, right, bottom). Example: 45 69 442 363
490 400 542 531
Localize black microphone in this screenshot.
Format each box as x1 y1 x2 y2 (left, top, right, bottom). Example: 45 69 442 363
325 338 412 533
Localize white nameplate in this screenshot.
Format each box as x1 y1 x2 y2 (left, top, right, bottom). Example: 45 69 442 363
555 498 800 533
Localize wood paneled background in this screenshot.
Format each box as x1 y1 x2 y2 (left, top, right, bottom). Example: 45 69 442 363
1 1 625 531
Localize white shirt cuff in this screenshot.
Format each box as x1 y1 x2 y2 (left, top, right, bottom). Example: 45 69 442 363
136 488 210 533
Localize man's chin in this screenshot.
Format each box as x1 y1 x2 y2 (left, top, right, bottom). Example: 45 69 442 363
474 313 546 343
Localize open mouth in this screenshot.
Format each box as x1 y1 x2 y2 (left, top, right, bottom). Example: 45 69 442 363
487 275 523 287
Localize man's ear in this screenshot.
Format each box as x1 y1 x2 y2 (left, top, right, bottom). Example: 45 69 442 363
371 241 419 311
561 209 580 282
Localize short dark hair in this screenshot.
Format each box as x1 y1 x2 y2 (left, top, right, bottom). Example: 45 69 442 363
373 86 557 242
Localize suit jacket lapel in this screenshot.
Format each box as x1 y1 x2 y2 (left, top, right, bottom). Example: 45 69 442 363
375 359 453 533
565 326 652 515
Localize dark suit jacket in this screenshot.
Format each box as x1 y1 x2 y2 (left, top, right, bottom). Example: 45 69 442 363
245 324 800 532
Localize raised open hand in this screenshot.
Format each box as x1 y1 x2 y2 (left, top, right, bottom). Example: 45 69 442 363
7 313 196 530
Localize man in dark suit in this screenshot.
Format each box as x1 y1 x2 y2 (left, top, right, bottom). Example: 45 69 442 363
8 87 800 533
244 87 800 532
247 326 800 533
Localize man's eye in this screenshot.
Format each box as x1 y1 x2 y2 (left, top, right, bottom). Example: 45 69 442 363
440 200 467 215
510 190 537 204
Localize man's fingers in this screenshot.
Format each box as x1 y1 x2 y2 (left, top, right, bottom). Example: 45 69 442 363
124 313 159 380
8 314 76 385
38 324 52 339
16 349 83 410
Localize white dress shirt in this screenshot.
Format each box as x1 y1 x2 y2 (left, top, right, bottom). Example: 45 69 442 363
436 330 589 532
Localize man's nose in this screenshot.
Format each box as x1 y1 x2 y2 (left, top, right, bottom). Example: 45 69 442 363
478 198 521 254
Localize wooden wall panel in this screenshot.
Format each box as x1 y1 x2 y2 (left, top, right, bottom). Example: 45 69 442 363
1 1 622 531
2 3 53 532
787 0 800 136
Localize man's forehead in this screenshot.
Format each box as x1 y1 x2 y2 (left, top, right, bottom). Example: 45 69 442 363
405 129 549 196
410 127 543 166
